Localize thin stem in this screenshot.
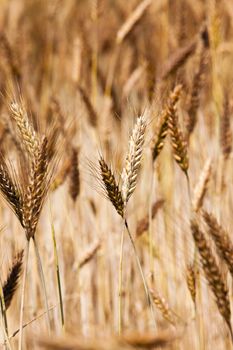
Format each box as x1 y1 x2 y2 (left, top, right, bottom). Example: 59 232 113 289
118 224 125 335
18 240 29 350
185 171 191 202
51 222 65 328
149 163 156 280
1 318 12 350
33 237 51 334
124 219 156 327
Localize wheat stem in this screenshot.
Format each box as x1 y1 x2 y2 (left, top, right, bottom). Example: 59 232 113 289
51 221 64 329
18 241 29 350
33 237 51 334
118 224 125 335
124 219 155 327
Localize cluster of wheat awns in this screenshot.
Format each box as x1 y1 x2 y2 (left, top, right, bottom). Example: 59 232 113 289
0 98 57 349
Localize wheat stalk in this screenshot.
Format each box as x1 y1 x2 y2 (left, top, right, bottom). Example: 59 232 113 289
116 0 152 45
192 158 211 212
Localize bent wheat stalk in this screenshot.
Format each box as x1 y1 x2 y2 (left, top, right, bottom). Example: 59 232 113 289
98 115 155 333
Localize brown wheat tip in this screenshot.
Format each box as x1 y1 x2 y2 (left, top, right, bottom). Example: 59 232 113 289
186 263 196 305
220 93 232 159
203 211 233 278
167 86 189 174
192 158 211 212
136 199 164 237
121 115 146 205
190 220 232 336
99 157 124 218
3 249 24 310
151 111 169 162
0 156 23 224
69 147 80 202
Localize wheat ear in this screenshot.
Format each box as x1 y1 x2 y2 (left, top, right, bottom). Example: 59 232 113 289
121 115 146 205
150 288 178 326
0 156 23 224
3 250 24 310
69 147 80 202
167 85 189 177
186 263 197 305
23 137 48 240
99 157 124 218
152 86 182 162
220 93 232 159
9 101 40 158
190 220 233 339
203 211 233 278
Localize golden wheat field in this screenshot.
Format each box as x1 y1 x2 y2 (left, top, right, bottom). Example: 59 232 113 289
0 0 233 349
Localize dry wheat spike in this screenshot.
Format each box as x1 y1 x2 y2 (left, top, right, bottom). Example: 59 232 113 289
9 101 40 158
203 211 233 278
99 157 124 218
3 250 24 310
150 288 177 325
0 155 23 224
152 86 182 162
69 147 80 202
167 86 189 175
190 220 232 337
121 115 146 205
23 137 49 240
186 263 196 305
220 93 232 159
